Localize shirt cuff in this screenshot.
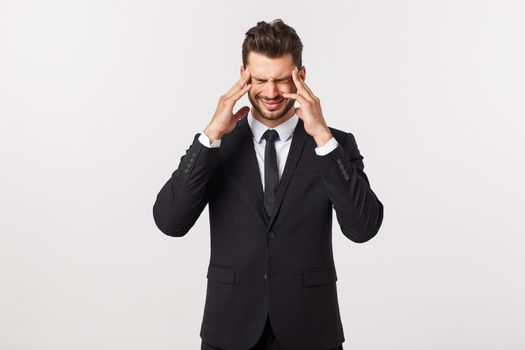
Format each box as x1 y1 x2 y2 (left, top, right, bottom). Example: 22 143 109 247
315 137 338 156
198 130 221 148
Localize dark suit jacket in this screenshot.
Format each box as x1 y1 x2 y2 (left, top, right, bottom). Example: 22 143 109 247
153 116 384 350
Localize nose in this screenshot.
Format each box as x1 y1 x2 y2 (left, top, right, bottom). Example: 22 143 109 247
262 81 280 100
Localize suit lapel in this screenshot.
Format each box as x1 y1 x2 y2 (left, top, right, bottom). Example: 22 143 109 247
236 117 268 224
267 117 307 229
236 115 308 229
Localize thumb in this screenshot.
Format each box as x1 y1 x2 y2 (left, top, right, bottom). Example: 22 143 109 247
295 107 304 119
234 106 250 121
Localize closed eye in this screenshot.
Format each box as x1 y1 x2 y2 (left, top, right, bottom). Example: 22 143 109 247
252 75 292 83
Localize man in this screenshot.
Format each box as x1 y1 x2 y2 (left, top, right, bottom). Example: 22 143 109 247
153 19 384 350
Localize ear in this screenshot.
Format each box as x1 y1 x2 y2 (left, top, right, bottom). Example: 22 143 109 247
299 66 306 82
240 65 245 78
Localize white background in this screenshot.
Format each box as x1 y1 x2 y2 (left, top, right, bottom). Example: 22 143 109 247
1 1 524 349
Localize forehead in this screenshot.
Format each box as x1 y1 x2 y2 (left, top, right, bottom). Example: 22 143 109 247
246 52 295 79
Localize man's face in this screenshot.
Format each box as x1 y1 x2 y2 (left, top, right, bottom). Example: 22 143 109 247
241 52 305 122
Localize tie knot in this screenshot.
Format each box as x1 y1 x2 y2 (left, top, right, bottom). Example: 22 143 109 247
262 129 279 143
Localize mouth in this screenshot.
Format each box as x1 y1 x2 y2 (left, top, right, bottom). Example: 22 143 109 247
261 99 283 110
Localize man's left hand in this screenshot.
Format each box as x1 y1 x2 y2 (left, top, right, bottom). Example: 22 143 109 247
282 68 333 147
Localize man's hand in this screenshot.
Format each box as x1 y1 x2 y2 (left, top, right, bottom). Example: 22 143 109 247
282 67 333 147
204 69 252 142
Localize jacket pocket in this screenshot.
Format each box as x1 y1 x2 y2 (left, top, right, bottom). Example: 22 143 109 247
207 264 236 284
303 266 338 287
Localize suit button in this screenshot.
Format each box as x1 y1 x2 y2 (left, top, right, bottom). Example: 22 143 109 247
192 152 197 156
338 163 344 169
264 272 268 279
336 158 342 164
341 169 347 175
344 175 350 180
267 231 275 239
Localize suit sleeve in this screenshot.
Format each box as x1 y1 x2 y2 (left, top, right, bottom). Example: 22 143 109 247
198 130 222 148
315 132 384 243
315 136 339 156
153 132 220 237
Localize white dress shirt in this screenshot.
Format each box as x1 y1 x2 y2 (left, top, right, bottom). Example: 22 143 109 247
198 110 339 191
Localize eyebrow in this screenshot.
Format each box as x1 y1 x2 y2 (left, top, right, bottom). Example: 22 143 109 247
252 75 292 82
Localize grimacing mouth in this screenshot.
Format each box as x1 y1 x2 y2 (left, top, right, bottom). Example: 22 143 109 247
258 97 288 103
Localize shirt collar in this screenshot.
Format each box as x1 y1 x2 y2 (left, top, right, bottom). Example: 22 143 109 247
247 109 299 144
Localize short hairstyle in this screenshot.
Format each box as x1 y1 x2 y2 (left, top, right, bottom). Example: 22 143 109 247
242 19 303 70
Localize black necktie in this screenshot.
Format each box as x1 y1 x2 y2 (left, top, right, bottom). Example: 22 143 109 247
262 129 280 219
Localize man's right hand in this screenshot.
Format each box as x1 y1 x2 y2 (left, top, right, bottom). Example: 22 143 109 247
204 69 252 142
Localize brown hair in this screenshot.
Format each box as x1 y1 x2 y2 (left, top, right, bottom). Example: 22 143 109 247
242 19 303 69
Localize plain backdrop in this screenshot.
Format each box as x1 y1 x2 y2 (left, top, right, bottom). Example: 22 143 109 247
1 1 524 349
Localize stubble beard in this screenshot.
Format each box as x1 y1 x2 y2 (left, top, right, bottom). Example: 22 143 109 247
248 92 296 121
